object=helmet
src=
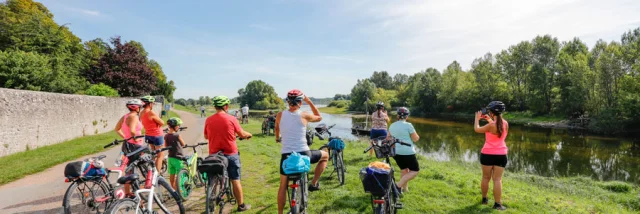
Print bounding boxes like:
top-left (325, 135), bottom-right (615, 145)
top-left (126, 99), bottom-right (143, 111)
top-left (286, 89), bottom-right (304, 103)
top-left (212, 95), bottom-right (231, 107)
top-left (487, 101), bottom-right (506, 114)
top-left (397, 107), bottom-right (410, 118)
top-left (376, 101), bottom-right (385, 109)
top-left (167, 117), bottom-right (183, 127)
top-left (269, 110), bottom-right (274, 114)
top-left (140, 96), bottom-right (155, 103)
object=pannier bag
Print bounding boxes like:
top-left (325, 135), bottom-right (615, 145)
top-left (198, 153), bottom-right (228, 175)
top-left (328, 137), bottom-right (345, 151)
top-left (282, 152), bottom-right (311, 175)
top-left (64, 161), bottom-right (106, 178)
top-left (360, 167), bottom-right (391, 196)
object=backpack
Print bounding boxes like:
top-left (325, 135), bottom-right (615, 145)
top-left (198, 153), bottom-right (228, 175)
top-left (328, 137), bottom-right (345, 151)
top-left (64, 161), bottom-right (106, 179)
top-left (282, 152), bottom-right (311, 175)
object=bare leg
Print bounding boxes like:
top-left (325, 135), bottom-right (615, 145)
top-left (277, 175), bottom-right (288, 214)
top-left (396, 170), bottom-right (418, 188)
top-left (492, 166), bottom-right (505, 203)
top-left (170, 174), bottom-right (176, 190)
top-left (151, 145), bottom-right (165, 172)
top-left (231, 180), bottom-right (245, 205)
top-left (311, 151), bottom-right (329, 186)
top-left (369, 140), bottom-right (374, 157)
top-left (400, 169), bottom-right (409, 191)
top-left (481, 165), bottom-right (493, 198)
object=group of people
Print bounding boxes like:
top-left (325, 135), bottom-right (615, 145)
top-left (113, 92), bottom-right (511, 212)
top-left (368, 100), bottom-right (509, 210)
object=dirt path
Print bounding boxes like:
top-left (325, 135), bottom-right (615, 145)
top-left (0, 109), bottom-right (204, 214)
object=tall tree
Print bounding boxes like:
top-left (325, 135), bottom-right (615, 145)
top-left (392, 73), bottom-right (409, 89)
top-left (555, 38), bottom-right (591, 117)
top-left (349, 79), bottom-right (377, 111)
top-left (369, 71), bottom-right (394, 90)
top-left (440, 61), bottom-right (465, 111)
top-left (529, 35), bottom-right (560, 114)
top-left (407, 68), bottom-right (443, 113)
top-left (595, 42), bottom-right (625, 109)
top-left (240, 80), bottom-right (282, 109)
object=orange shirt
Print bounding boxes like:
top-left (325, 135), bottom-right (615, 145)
top-left (204, 113), bottom-right (243, 155)
top-left (141, 110), bottom-right (162, 136)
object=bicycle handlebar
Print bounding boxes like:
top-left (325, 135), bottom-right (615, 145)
top-left (183, 142), bottom-right (208, 148)
top-left (163, 127), bottom-right (188, 133)
top-left (363, 138), bottom-right (411, 153)
top-left (103, 135), bottom-right (145, 148)
top-left (236, 135), bottom-right (251, 141)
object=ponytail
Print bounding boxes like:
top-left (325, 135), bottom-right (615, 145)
top-left (377, 109), bottom-right (381, 118)
top-left (495, 113), bottom-right (504, 137)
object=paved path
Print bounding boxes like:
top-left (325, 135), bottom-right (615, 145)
top-left (0, 109), bottom-right (205, 214)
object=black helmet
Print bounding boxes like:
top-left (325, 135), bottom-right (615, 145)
top-left (487, 101), bottom-right (506, 114)
top-left (376, 101), bottom-right (384, 108)
top-left (397, 107), bottom-right (410, 118)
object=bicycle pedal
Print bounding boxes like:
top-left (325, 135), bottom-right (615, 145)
top-left (395, 203), bottom-right (403, 209)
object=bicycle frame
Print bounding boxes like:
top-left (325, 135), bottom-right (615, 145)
top-left (132, 160), bottom-right (165, 212)
top-left (286, 172), bottom-right (308, 213)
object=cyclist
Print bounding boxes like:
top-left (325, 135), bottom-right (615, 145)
top-left (369, 101), bottom-right (390, 156)
top-left (200, 105), bottom-right (206, 117)
top-left (275, 89), bottom-right (329, 214)
top-left (241, 104), bottom-right (249, 124)
top-left (113, 99), bottom-right (144, 196)
top-left (204, 95), bottom-right (252, 212)
top-left (140, 96), bottom-right (166, 172)
top-left (474, 101), bottom-right (508, 210)
top-left (165, 117), bottom-right (186, 191)
top-left (388, 107), bottom-right (420, 193)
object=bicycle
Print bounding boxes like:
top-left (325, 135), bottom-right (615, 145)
top-left (106, 146), bottom-right (186, 214)
top-left (62, 136), bottom-right (145, 214)
top-left (285, 171), bottom-right (309, 214)
top-left (175, 142), bottom-right (208, 200)
top-left (362, 136), bottom-right (410, 214)
top-left (318, 136), bottom-right (346, 185)
top-left (261, 115), bottom-right (275, 135)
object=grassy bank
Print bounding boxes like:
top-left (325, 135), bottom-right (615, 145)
top-left (319, 106), bottom-right (348, 114)
top-left (0, 131), bottom-right (120, 185)
top-left (173, 104), bottom-right (202, 115)
top-left (183, 118), bottom-right (638, 213)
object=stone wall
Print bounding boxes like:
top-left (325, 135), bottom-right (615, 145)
top-left (0, 88), bottom-right (162, 157)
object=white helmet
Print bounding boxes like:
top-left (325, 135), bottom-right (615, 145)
top-left (126, 99), bottom-right (143, 110)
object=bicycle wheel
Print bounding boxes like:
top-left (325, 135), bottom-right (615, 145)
top-left (301, 174), bottom-right (309, 212)
top-left (153, 177), bottom-right (186, 214)
top-left (374, 204), bottom-right (384, 214)
top-left (336, 151), bottom-right (345, 185)
top-left (206, 175), bottom-right (222, 214)
top-left (289, 181), bottom-right (301, 214)
top-left (63, 178), bottom-right (110, 214)
top-left (161, 159), bottom-right (168, 175)
top-left (176, 168), bottom-right (192, 200)
top-left (106, 198), bottom-right (138, 214)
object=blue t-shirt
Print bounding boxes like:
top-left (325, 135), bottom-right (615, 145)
top-left (389, 120), bottom-right (417, 155)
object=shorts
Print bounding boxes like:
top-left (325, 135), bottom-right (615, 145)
top-left (480, 153), bottom-right (508, 168)
top-left (201, 110), bottom-right (205, 114)
top-left (168, 157), bottom-right (183, 175)
top-left (242, 114), bottom-right (248, 119)
top-left (393, 154), bottom-right (420, 171)
top-left (146, 135), bottom-right (165, 146)
top-left (279, 150), bottom-right (323, 175)
top-left (370, 129), bottom-right (388, 139)
top-left (225, 154), bottom-right (242, 180)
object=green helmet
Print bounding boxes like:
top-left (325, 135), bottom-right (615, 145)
top-left (140, 95), bottom-right (155, 103)
top-left (167, 117), bottom-right (183, 127)
top-left (212, 96), bottom-right (230, 107)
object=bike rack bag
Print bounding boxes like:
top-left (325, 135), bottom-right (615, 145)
top-left (360, 167), bottom-right (391, 196)
top-left (198, 153), bottom-right (228, 175)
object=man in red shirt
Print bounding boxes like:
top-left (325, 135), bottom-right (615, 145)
top-left (204, 95), bottom-right (252, 212)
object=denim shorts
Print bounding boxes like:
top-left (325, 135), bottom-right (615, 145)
top-left (146, 135), bottom-right (165, 146)
top-left (370, 129), bottom-right (388, 139)
top-left (225, 154), bottom-right (242, 180)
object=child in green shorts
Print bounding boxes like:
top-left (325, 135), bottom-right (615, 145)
top-left (165, 117), bottom-right (186, 190)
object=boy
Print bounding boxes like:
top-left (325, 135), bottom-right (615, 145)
top-left (165, 117), bottom-right (186, 190)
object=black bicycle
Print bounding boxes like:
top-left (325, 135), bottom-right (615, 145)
top-left (362, 136), bottom-right (410, 214)
top-left (318, 136), bottom-right (346, 185)
top-left (286, 171), bottom-right (309, 214)
top-left (200, 152), bottom-right (236, 214)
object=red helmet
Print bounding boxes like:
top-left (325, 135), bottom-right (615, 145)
top-left (286, 89), bottom-right (304, 103)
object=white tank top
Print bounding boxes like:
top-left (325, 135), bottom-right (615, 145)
top-left (280, 110), bottom-right (308, 153)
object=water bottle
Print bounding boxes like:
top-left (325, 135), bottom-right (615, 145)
top-left (115, 152), bottom-right (124, 167)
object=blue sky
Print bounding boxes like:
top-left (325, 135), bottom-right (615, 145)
top-left (39, 0), bottom-right (640, 99)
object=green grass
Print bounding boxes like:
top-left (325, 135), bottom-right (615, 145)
top-left (319, 106), bottom-right (348, 114)
top-left (173, 104), bottom-right (202, 115)
top-left (182, 118), bottom-right (639, 213)
top-left (0, 131), bottom-right (120, 185)
top-left (502, 111), bottom-right (565, 123)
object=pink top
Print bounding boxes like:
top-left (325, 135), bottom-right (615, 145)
top-left (371, 111), bottom-right (388, 130)
top-left (481, 120), bottom-right (509, 155)
top-left (121, 114), bottom-right (144, 145)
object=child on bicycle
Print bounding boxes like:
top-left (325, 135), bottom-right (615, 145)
top-left (165, 117), bottom-right (186, 190)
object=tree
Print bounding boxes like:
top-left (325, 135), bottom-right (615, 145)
top-left (440, 61), bottom-right (465, 111)
top-left (0, 50), bottom-right (49, 91)
top-left (595, 42), bottom-right (625, 109)
top-left (85, 36), bottom-right (157, 97)
top-left (83, 38), bottom-right (108, 66)
top-left (496, 41), bottom-right (533, 111)
top-left (333, 94), bottom-right (350, 100)
top-left (239, 80), bottom-right (283, 110)
top-left (174, 98), bottom-right (187, 106)
top-left (621, 27), bottom-right (640, 74)
top-left (369, 71), bottom-right (394, 90)
top-left (392, 73), bottom-right (409, 89)
top-left (84, 83), bottom-right (119, 97)
top-left (555, 38), bottom-right (591, 117)
top-left (406, 68), bottom-right (443, 113)
top-left (529, 35), bottom-right (560, 114)
top-left (349, 79), bottom-right (377, 111)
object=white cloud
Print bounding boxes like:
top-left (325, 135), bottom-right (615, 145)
top-left (69, 8), bottom-right (102, 16)
top-left (249, 24), bottom-right (275, 31)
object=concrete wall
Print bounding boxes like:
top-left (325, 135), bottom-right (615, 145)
top-left (0, 88), bottom-right (162, 157)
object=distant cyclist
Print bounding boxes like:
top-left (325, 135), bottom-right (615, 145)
top-left (204, 96), bottom-right (253, 212)
top-left (369, 101), bottom-right (390, 156)
top-left (200, 105), bottom-right (206, 117)
top-left (165, 117), bottom-right (186, 191)
top-left (388, 107), bottom-right (420, 193)
top-left (474, 101), bottom-right (508, 210)
top-left (140, 96), bottom-right (166, 172)
top-left (241, 104), bottom-right (249, 124)
top-left (275, 89), bottom-right (329, 214)
top-left (114, 99), bottom-right (144, 196)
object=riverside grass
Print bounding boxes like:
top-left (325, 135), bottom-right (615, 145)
top-left (183, 117), bottom-right (639, 214)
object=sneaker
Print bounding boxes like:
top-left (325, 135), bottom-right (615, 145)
top-left (493, 202), bottom-right (506, 211)
top-left (482, 197), bottom-right (488, 205)
top-left (308, 183), bottom-right (320, 192)
top-left (237, 204), bottom-right (251, 212)
top-left (395, 185), bottom-right (403, 197)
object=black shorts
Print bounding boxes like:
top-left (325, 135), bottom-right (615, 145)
top-left (280, 150), bottom-right (322, 175)
top-left (242, 115), bottom-right (248, 119)
top-left (480, 153), bottom-right (508, 168)
top-left (392, 154), bottom-right (420, 171)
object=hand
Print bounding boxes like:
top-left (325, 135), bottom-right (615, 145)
top-left (303, 95), bottom-right (311, 103)
top-left (475, 111), bottom-right (482, 121)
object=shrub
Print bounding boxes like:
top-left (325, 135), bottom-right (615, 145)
top-left (328, 100), bottom-right (350, 108)
top-left (84, 83), bottom-right (119, 97)
top-left (599, 181), bottom-right (632, 193)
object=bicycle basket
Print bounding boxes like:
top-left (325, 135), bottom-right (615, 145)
top-left (374, 144), bottom-right (396, 158)
top-left (198, 154), bottom-right (228, 175)
top-left (360, 167), bottom-right (391, 196)
top-left (328, 137), bottom-right (345, 151)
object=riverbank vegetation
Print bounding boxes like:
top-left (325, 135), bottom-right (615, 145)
top-left (344, 28), bottom-right (640, 134)
top-left (181, 117), bottom-right (640, 213)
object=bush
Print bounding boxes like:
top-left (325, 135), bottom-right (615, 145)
top-left (599, 181), bottom-right (632, 193)
top-left (328, 100), bottom-right (350, 108)
top-left (84, 83), bottom-right (119, 97)
top-left (589, 110), bottom-right (626, 134)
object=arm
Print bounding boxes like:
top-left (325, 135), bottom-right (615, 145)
top-left (178, 135), bottom-right (186, 147)
top-left (115, 117), bottom-right (125, 138)
top-left (302, 96), bottom-right (322, 122)
top-left (474, 111), bottom-right (492, 133)
top-left (149, 111), bottom-right (165, 126)
top-left (233, 119), bottom-right (252, 139)
top-left (408, 123), bottom-right (420, 142)
top-left (203, 122), bottom-right (208, 140)
top-left (275, 112), bottom-right (282, 142)
top-left (384, 111), bottom-right (390, 123)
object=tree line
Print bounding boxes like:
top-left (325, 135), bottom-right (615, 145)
top-left (0, 0), bottom-right (176, 101)
top-left (347, 28), bottom-right (640, 134)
